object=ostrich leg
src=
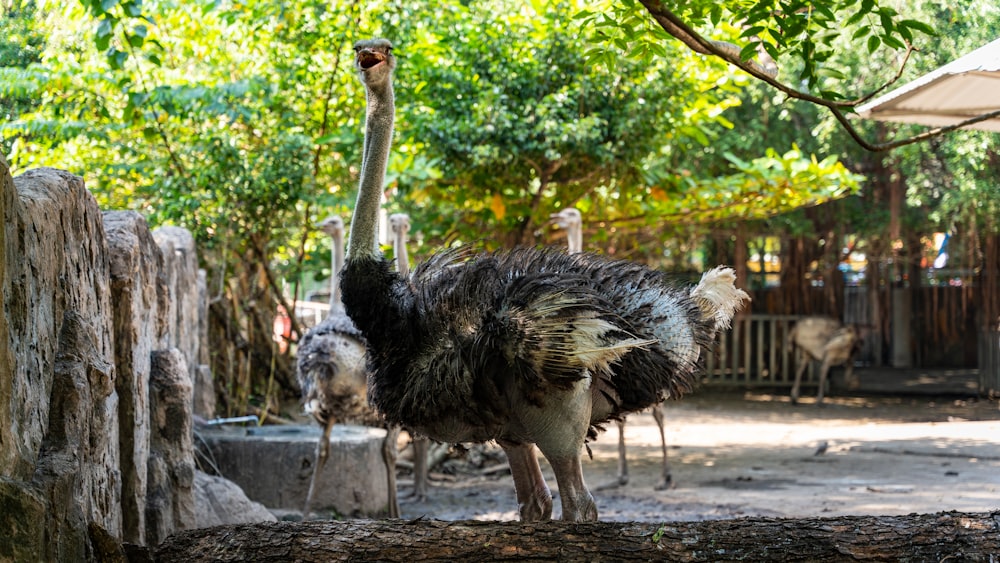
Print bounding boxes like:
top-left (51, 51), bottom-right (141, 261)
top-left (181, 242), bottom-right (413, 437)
top-left (651, 405), bottom-right (674, 490)
top-left (531, 384), bottom-right (598, 521)
top-left (790, 348), bottom-right (809, 405)
top-left (615, 419), bottom-right (629, 486)
top-left (498, 441), bottom-right (553, 521)
top-left (383, 425), bottom-right (401, 518)
top-left (410, 435), bottom-right (430, 500)
top-left (596, 419), bottom-right (631, 491)
top-left (302, 416), bottom-right (335, 519)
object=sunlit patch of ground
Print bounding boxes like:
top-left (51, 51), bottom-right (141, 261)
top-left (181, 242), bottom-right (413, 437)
top-left (398, 390), bottom-right (1000, 522)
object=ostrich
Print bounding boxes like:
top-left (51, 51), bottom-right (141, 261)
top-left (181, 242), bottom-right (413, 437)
top-left (551, 207), bottom-right (673, 491)
top-left (296, 214), bottom-right (401, 519)
top-left (341, 38), bottom-right (749, 521)
top-left (788, 316), bottom-right (861, 405)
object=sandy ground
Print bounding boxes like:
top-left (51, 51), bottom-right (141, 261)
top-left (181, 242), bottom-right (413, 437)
top-left (393, 390), bottom-right (1000, 522)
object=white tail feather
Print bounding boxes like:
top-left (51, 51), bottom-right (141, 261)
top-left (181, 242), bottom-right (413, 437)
top-left (690, 266), bottom-right (751, 331)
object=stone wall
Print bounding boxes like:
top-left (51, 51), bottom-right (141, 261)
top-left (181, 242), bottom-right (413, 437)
top-left (105, 210), bottom-right (165, 545)
top-left (153, 227), bottom-right (215, 420)
top-left (0, 156), bottom-right (270, 561)
top-left (0, 156), bottom-right (121, 561)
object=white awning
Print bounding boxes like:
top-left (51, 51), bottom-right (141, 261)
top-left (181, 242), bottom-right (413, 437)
top-left (854, 38), bottom-right (1000, 132)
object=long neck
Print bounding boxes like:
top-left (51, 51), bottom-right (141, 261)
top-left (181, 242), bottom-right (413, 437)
top-left (330, 230), bottom-right (345, 310)
top-left (568, 223), bottom-right (583, 254)
top-left (348, 82), bottom-right (394, 259)
top-left (393, 228), bottom-right (409, 277)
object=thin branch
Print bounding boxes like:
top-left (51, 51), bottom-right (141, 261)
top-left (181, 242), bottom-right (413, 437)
top-left (119, 21), bottom-right (191, 185)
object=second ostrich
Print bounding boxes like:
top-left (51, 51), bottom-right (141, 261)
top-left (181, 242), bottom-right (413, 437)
top-left (552, 208), bottom-right (673, 491)
top-left (296, 215), bottom-right (400, 519)
top-left (341, 38), bottom-right (750, 521)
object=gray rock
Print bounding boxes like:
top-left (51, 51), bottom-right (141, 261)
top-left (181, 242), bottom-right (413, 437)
top-left (198, 424), bottom-right (391, 518)
top-left (146, 348), bottom-right (196, 546)
top-left (153, 226), bottom-right (204, 414)
top-left (105, 210), bottom-right (166, 545)
top-left (193, 470), bottom-right (277, 528)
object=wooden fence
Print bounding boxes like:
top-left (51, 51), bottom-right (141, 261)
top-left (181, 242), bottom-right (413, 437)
top-left (703, 314), bottom-right (827, 389)
top-left (978, 328), bottom-right (1000, 397)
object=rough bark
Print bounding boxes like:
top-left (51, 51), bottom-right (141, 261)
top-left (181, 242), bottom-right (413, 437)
top-left (153, 511), bottom-right (1000, 562)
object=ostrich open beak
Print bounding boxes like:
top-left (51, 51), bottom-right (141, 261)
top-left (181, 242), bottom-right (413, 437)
top-left (357, 49), bottom-right (385, 69)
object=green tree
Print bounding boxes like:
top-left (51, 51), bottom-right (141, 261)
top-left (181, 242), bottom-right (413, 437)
top-left (8, 0), bottom-right (941, 408)
top-left (0, 0), bottom-right (46, 156)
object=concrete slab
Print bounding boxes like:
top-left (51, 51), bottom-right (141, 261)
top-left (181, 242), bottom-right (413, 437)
top-left (197, 424), bottom-right (389, 518)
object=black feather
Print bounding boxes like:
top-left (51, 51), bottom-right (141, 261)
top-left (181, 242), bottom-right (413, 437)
top-left (342, 245), bottom-right (718, 442)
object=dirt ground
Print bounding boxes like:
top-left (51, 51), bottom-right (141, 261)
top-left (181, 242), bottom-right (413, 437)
top-left (393, 389), bottom-right (1000, 522)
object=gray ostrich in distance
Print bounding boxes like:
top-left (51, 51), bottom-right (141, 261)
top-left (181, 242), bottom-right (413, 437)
top-left (296, 214), bottom-right (401, 519)
top-left (341, 38), bottom-right (749, 521)
top-left (551, 207), bottom-right (673, 491)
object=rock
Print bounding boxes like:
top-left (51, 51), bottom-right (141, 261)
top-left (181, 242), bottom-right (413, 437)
top-left (0, 155), bottom-right (122, 561)
top-left (194, 269), bottom-right (216, 419)
top-left (105, 210), bottom-right (167, 545)
top-left (153, 226), bottom-right (206, 416)
top-left (193, 470), bottom-right (277, 528)
top-left (146, 348), bottom-right (196, 546)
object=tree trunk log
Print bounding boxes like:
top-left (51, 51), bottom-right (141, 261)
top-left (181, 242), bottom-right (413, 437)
top-left (152, 511), bottom-right (1000, 562)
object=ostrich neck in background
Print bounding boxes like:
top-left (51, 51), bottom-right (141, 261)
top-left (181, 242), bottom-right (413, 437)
top-left (347, 81), bottom-right (395, 260)
top-left (567, 223), bottom-right (583, 255)
top-left (330, 230), bottom-right (345, 311)
top-left (393, 227), bottom-right (410, 277)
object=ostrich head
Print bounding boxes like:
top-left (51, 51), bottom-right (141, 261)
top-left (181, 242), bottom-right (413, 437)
top-left (388, 213), bottom-right (410, 237)
top-left (317, 215), bottom-right (347, 311)
top-left (354, 38), bottom-right (395, 87)
top-left (550, 208), bottom-right (582, 231)
top-left (550, 207), bottom-right (583, 254)
top-left (317, 215), bottom-right (344, 238)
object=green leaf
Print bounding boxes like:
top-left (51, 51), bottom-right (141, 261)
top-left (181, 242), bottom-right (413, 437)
top-left (879, 11), bottom-right (894, 33)
top-left (709, 5), bottom-right (722, 26)
top-left (95, 32), bottom-right (112, 52)
top-left (867, 35), bottom-right (881, 53)
top-left (101, 0), bottom-right (119, 12)
top-left (122, 0), bottom-right (143, 17)
top-left (96, 17), bottom-right (114, 39)
top-left (900, 19), bottom-right (937, 36)
top-left (882, 34), bottom-right (904, 50)
top-left (106, 47), bottom-right (127, 70)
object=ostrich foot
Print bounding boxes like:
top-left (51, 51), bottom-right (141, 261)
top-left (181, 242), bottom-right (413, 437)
top-left (594, 474), bottom-right (629, 491)
top-left (654, 473), bottom-right (675, 491)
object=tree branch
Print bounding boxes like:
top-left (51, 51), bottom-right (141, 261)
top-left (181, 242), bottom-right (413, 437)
top-left (635, 0), bottom-right (998, 152)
